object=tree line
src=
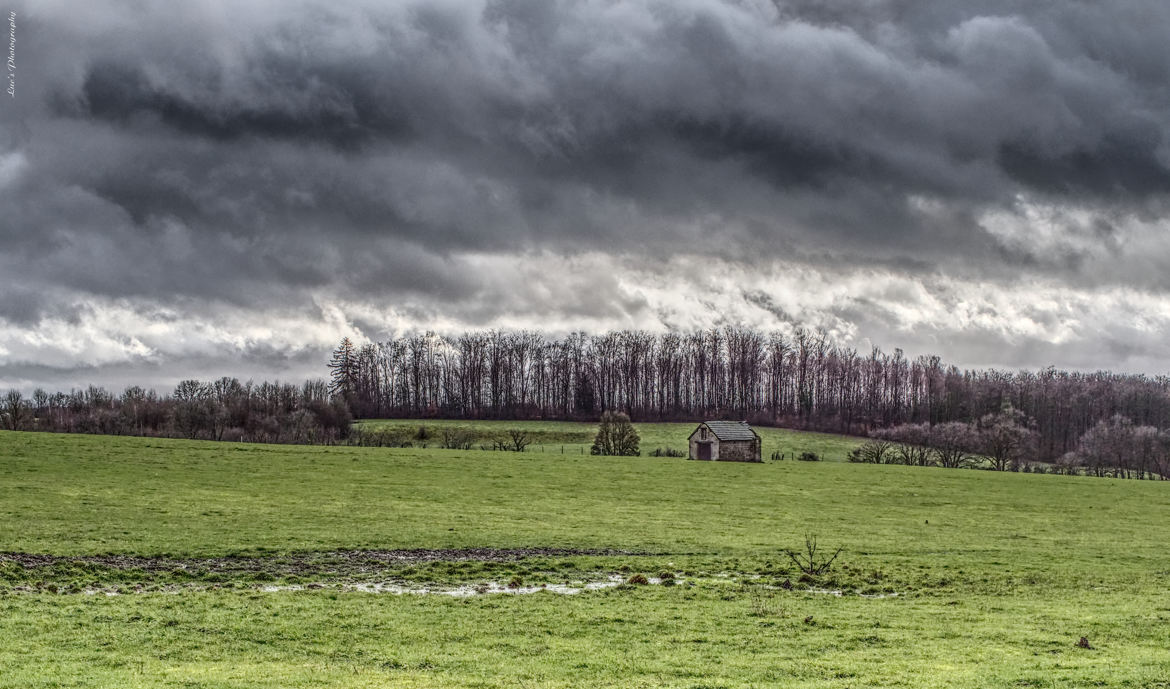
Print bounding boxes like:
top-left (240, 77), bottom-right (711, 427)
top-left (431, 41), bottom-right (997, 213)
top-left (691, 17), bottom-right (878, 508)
top-left (5, 326), bottom-right (1170, 477)
top-left (1, 379), bottom-right (351, 444)
top-left (328, 329), bottom-right (1170, 463)
top-left (851, 410), bottom-right (1170, 479)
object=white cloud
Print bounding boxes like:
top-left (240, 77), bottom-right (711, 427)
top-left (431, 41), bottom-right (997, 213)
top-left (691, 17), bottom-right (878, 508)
top-left (6, 252), bottom-right (1170, 391)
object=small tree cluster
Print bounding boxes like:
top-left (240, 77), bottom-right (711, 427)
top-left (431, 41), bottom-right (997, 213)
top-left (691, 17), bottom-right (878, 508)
top-left (865, 406), bottom-right (1037, 471)
top-left (2, 379), bottom-right (351, 445)
top-left (1059, 415), bottom-right (1170, 479)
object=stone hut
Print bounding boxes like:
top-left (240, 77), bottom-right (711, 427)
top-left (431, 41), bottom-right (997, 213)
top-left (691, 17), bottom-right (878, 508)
top-left (688, 421), bottom-right (762, 462)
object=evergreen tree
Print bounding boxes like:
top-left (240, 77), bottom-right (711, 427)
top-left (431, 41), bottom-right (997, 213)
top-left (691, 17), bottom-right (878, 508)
top-left (328, 337), bottom-right (358, 401)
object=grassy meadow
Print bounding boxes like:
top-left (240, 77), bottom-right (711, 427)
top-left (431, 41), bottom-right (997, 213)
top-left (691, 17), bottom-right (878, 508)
top-left (1, 425), bottom-right (1169, 687)
top-left (354, 418), bottom-right (860, 460)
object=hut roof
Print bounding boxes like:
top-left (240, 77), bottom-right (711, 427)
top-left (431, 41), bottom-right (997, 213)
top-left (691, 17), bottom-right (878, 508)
top-left (702, 420), bottom-right (757, 441)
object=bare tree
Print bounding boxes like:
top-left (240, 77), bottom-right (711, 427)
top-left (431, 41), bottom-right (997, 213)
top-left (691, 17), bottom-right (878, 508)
top-left (2, 390), bottom-right (29, 431)
top-left (930, 422), bottom-right (978, 469)
top-left (849, 440), bottom-right (893, 463)
top-left (784, 535), bottom-right (843, 576)
top-left (507, 429), bottom-right (532, 452)
top-left (978, 404), bottom-right (1038, 471)
top-left (871, 423), bottom-right (934, 466)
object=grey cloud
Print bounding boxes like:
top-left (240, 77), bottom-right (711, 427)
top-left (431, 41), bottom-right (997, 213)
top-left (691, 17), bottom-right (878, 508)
top-left (69, 59), bottom-right (414, 149)
top-left (17, 1), bottom-right (1170, 265)
top-left (741, 290), bottom-right (795, 325)
top-left (6, 0), bottom-right (1170, 387)
top-left (0, 288), bottom-right (50, 325)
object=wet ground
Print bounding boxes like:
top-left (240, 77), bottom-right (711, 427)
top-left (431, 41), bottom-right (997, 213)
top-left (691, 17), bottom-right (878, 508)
top-left (0, 547), bottom-right (645, 576)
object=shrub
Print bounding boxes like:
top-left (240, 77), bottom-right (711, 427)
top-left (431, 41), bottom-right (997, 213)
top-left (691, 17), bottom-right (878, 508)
top-left (848, 440), bottom-right (892, 463)
top-left (347, 427), bottom-right (414, 448)
top-left (591, 411), bottom-right (640, 456)
top-left (507, 429), bottom-right (531, 452)
top-left (784, 534), bottom-right (843, 576)
top-left (483, 431), bottom-right (532, 452)
top-left (649, 447), bottom-right (685, 457)
top-left (797, 451), bottom-right (821, 462)
top-left (440, 428), bottom-right (476, 450)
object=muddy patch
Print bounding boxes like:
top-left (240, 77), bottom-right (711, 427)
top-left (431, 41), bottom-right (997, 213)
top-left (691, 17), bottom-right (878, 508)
top-left (0, 547), bottom-right (647, 577)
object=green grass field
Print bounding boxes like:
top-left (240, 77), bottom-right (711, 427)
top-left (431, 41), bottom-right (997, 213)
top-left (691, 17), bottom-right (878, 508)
top-left (1, 425), bottom-right (1169, 688)
top-left (354, 418), bottom-right (860, 460)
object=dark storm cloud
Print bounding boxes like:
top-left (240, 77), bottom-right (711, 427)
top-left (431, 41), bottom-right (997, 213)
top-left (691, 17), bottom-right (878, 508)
top-left (0, 287), bottom-right (50, 326)
top-left (70, 59), bottom-right (414, 149)
top-left (999, 137), bottom-right (1170, 199)
top-left (12, 0), bottom-right (1170, 275)
top-left (6, 0), bottom-right (1170, 387)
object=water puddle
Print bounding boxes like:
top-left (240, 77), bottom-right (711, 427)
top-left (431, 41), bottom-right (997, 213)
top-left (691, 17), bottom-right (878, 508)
top-left (260, 574), bottom-right (674, 596)
top-left (800, 587), bottom-right (900, 599)
top-left (68, 575), bottom-right (675, 597)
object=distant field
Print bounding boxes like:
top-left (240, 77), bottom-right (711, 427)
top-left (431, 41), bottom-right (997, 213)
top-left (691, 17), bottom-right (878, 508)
top-left (1, 428), bottom-right (1169, 687)
top-left (355, 418), bottom-right (863, 460)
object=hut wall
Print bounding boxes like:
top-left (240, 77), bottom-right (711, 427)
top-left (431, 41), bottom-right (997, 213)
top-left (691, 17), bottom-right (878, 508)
top-left (718, 439), bottom-right (761, 462)
top-left (689, 437), bottom-right (718, 460)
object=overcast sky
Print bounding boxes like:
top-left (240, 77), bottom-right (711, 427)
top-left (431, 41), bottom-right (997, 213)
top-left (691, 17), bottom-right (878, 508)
top-left (4, 0), bottom-right (1170, 392)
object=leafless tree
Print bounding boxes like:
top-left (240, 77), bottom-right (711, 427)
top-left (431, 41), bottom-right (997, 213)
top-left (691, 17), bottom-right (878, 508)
top-left (2, 390), bottom-right (29, 430)
top-left (784, 535), bottom-right (843, 576)
top-left (978, 405), bottom-right (1039, 471)
top-left (930, 422), bottom-right (979, 469)
top-left (849, 440), bottom-right (893, 463)
top-left (316, 329), bottom-right (1170, 470)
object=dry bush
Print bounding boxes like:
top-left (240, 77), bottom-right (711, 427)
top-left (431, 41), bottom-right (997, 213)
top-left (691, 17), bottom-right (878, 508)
top-left (784, 534), bottom-right (843, 576)
top-left (441, 428), bottom-right (476, 450)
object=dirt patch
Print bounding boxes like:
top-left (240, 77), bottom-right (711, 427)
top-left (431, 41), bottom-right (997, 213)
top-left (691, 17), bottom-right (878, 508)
top-left (0, 547), bottom-right (648, 577)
